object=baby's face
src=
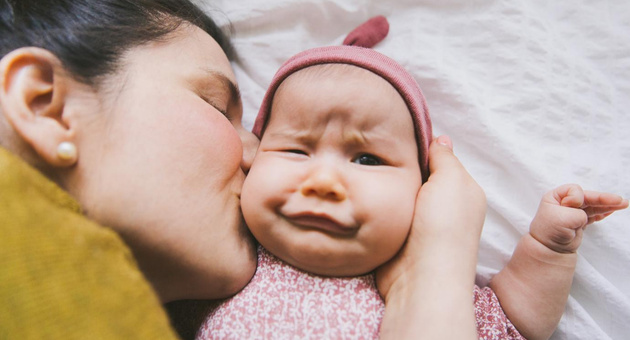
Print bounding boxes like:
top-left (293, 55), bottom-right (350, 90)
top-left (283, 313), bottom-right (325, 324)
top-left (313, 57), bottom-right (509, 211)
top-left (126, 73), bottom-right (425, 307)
top-left (241, 64), bottom-right (422, 276)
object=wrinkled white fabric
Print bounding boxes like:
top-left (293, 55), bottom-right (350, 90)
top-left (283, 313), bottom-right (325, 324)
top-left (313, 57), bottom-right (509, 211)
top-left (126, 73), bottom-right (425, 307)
top-left (203, 1), bottom-right (630, 339)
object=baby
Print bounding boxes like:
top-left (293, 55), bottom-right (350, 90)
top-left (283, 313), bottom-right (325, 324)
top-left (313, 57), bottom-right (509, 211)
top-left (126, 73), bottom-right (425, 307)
top-left (197, 18), bottom-right (627, 340)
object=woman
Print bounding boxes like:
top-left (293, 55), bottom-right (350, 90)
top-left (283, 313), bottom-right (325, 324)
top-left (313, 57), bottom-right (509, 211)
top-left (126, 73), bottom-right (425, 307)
top-left (0, 0), bottom-right (485, 339)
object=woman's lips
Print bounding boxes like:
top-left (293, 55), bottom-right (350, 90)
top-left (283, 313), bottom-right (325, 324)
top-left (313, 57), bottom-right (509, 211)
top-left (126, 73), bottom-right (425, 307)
top-left (284, 213), bottom-right (358, 236)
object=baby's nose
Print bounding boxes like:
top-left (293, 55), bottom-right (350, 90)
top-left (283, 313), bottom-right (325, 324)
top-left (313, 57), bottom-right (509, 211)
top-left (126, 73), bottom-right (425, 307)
top-left (300, 167), bottom-right (347, 201)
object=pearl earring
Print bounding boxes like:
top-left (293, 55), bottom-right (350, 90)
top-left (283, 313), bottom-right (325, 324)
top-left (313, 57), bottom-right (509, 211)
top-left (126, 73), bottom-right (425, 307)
top-left (57, 141), bottom-right (77, 162)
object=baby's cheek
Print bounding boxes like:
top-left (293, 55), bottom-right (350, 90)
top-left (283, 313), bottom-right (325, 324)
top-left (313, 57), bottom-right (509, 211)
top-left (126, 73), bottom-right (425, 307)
top-left (371, 185), bottom-right (417, 246)
top-left (241, 158), bottom-right (284, 232)
top-left (377, 182), bottom-right (416, 221)
top-left (240, 169), bottom-right (265, 228)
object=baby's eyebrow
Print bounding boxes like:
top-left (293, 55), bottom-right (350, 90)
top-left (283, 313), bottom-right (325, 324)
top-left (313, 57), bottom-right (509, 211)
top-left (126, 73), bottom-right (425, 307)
top-left (342, 130), bottom-right (368, 146)
top-left (266, 129), bottom-right (373, 147)
top-left (266, 130), bottom-right (311, 141)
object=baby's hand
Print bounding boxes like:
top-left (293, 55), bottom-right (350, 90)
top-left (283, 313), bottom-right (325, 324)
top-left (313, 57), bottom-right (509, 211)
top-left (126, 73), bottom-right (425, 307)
top-left (530, 184), bottom-right (628, 254)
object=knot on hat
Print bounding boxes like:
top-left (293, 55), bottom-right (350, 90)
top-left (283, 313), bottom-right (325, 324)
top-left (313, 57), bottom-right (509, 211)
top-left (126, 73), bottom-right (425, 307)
top-left (342, 15), bottom-right (389, 48)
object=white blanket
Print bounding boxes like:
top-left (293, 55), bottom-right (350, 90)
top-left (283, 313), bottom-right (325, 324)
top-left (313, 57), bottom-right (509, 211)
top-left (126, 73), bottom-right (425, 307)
top-left (206, 1), bottom-right (630, 339)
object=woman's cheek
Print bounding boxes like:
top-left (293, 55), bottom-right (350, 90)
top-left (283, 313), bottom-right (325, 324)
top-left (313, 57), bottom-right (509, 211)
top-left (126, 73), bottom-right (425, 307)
top-left (206, 113), bottom-right (243, 169)
top-left (183, 104), bottom-right (244, 178)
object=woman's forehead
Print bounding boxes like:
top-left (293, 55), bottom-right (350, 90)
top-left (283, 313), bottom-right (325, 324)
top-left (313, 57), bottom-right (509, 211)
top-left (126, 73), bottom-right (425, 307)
top-left (120, 25), bottom-right (236, 83)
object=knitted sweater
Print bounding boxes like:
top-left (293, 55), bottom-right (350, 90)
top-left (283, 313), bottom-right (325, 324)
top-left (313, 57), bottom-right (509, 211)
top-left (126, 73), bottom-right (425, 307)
top-left (0, 147), bottom-right (178, 339)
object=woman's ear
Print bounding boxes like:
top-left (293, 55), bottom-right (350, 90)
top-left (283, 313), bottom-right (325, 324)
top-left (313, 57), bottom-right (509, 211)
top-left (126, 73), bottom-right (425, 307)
top-left (0, 47), bottom-right (77, 167)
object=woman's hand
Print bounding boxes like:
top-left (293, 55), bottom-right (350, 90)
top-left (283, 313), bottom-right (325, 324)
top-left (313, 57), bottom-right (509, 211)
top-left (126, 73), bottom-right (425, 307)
top-left (377, 135), bottom-right (486, 339)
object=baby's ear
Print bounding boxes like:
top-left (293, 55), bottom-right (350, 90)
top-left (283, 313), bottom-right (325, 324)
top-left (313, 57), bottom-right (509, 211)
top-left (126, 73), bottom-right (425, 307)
top-left (0, 47), bottom-right (77, 167)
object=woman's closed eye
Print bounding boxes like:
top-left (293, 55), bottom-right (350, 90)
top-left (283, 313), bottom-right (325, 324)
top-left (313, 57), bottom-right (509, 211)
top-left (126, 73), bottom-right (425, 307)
top-left (352, 153), bottom-right (384, 166)
top-left (203, 97), bottom-right (229, 118)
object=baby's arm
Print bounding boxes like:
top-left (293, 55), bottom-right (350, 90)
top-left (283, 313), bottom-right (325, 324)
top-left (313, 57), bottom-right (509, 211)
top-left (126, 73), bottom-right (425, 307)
top-left (490, 184), bottom-right (628, 340)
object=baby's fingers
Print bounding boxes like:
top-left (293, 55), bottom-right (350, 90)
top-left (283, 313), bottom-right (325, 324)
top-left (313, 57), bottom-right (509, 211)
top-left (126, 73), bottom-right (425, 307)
top-left (582, 194), bottom-right (628, 225)
top-left (583, 204), bottom-right (628, 215)
top-left (582, 191), bottom-right (628, 208)
top-left (556, 184), bottom-right (585, 208)
top-left (583, 203), bottom-right (628, 219)
top-left (587, 212), bottom-right (614, 225)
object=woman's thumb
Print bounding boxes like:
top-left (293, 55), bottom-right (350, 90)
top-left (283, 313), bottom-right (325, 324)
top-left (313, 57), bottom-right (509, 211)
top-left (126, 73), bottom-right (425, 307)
top-left (428, 135), bottom-right (459, 174)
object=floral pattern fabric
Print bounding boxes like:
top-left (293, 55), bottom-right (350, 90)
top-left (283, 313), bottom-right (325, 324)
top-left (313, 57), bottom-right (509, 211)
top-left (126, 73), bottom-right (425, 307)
top-left (197, 246), bottom-right (524, 340)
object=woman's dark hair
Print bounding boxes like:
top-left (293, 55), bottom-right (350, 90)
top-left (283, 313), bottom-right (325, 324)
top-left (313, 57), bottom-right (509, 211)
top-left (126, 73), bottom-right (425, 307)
top-left (0, 0), bottom-right (235, 85)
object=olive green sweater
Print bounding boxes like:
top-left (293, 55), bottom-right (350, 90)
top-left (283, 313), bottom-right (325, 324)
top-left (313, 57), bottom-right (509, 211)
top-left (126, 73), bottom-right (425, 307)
top-left (0, 147), bottom-right (179, 339)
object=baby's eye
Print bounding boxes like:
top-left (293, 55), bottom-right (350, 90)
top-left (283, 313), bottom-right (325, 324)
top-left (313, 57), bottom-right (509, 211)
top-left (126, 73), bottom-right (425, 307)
top-left (352, 154), bottom-right (383, 166)
top-left (284, 149), bottom-right (307, 155)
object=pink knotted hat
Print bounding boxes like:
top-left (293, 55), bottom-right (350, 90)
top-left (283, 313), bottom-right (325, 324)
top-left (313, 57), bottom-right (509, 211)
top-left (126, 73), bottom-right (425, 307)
top-left (252, 16), bottom-right (433, 182)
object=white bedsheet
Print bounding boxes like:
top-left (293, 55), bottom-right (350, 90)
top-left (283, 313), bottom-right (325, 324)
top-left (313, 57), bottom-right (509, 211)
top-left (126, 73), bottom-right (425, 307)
top-left (206, 1), bottom-right (630, 338)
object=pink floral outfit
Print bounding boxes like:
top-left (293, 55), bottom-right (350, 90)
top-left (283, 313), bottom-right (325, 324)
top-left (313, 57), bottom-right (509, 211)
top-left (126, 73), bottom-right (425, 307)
top-left (197, 247), bottom-right (524, 340)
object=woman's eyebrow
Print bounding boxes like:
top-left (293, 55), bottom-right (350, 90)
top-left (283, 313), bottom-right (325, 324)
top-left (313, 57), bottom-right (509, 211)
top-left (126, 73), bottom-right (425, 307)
top-left (201, 68), bottom-right (242, 105)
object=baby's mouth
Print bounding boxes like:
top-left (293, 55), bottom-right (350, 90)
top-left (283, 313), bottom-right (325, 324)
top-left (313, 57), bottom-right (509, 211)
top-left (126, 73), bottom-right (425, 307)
top-left (284, 212), bottom-right (358, 236)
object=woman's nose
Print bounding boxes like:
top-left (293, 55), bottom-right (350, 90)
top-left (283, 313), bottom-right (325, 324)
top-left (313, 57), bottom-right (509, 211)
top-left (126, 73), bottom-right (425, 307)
top-left (238, 127), bottom-right (259, 173)
top-left (300, 166), bottom-right (347, 201)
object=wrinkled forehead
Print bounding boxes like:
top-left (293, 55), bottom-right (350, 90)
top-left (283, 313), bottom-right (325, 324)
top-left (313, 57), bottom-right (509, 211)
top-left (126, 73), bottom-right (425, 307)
top-left (268, 63), bottom-right (417, 148)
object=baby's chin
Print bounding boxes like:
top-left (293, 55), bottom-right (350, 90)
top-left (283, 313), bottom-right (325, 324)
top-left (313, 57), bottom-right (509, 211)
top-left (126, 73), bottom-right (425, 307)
top-left (268, 243), bottom-right (385, 277)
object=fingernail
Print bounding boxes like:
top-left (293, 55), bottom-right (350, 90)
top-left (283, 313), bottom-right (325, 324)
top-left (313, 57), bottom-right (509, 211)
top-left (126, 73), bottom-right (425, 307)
top-left (437, 135), bottom-right (453, 149)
